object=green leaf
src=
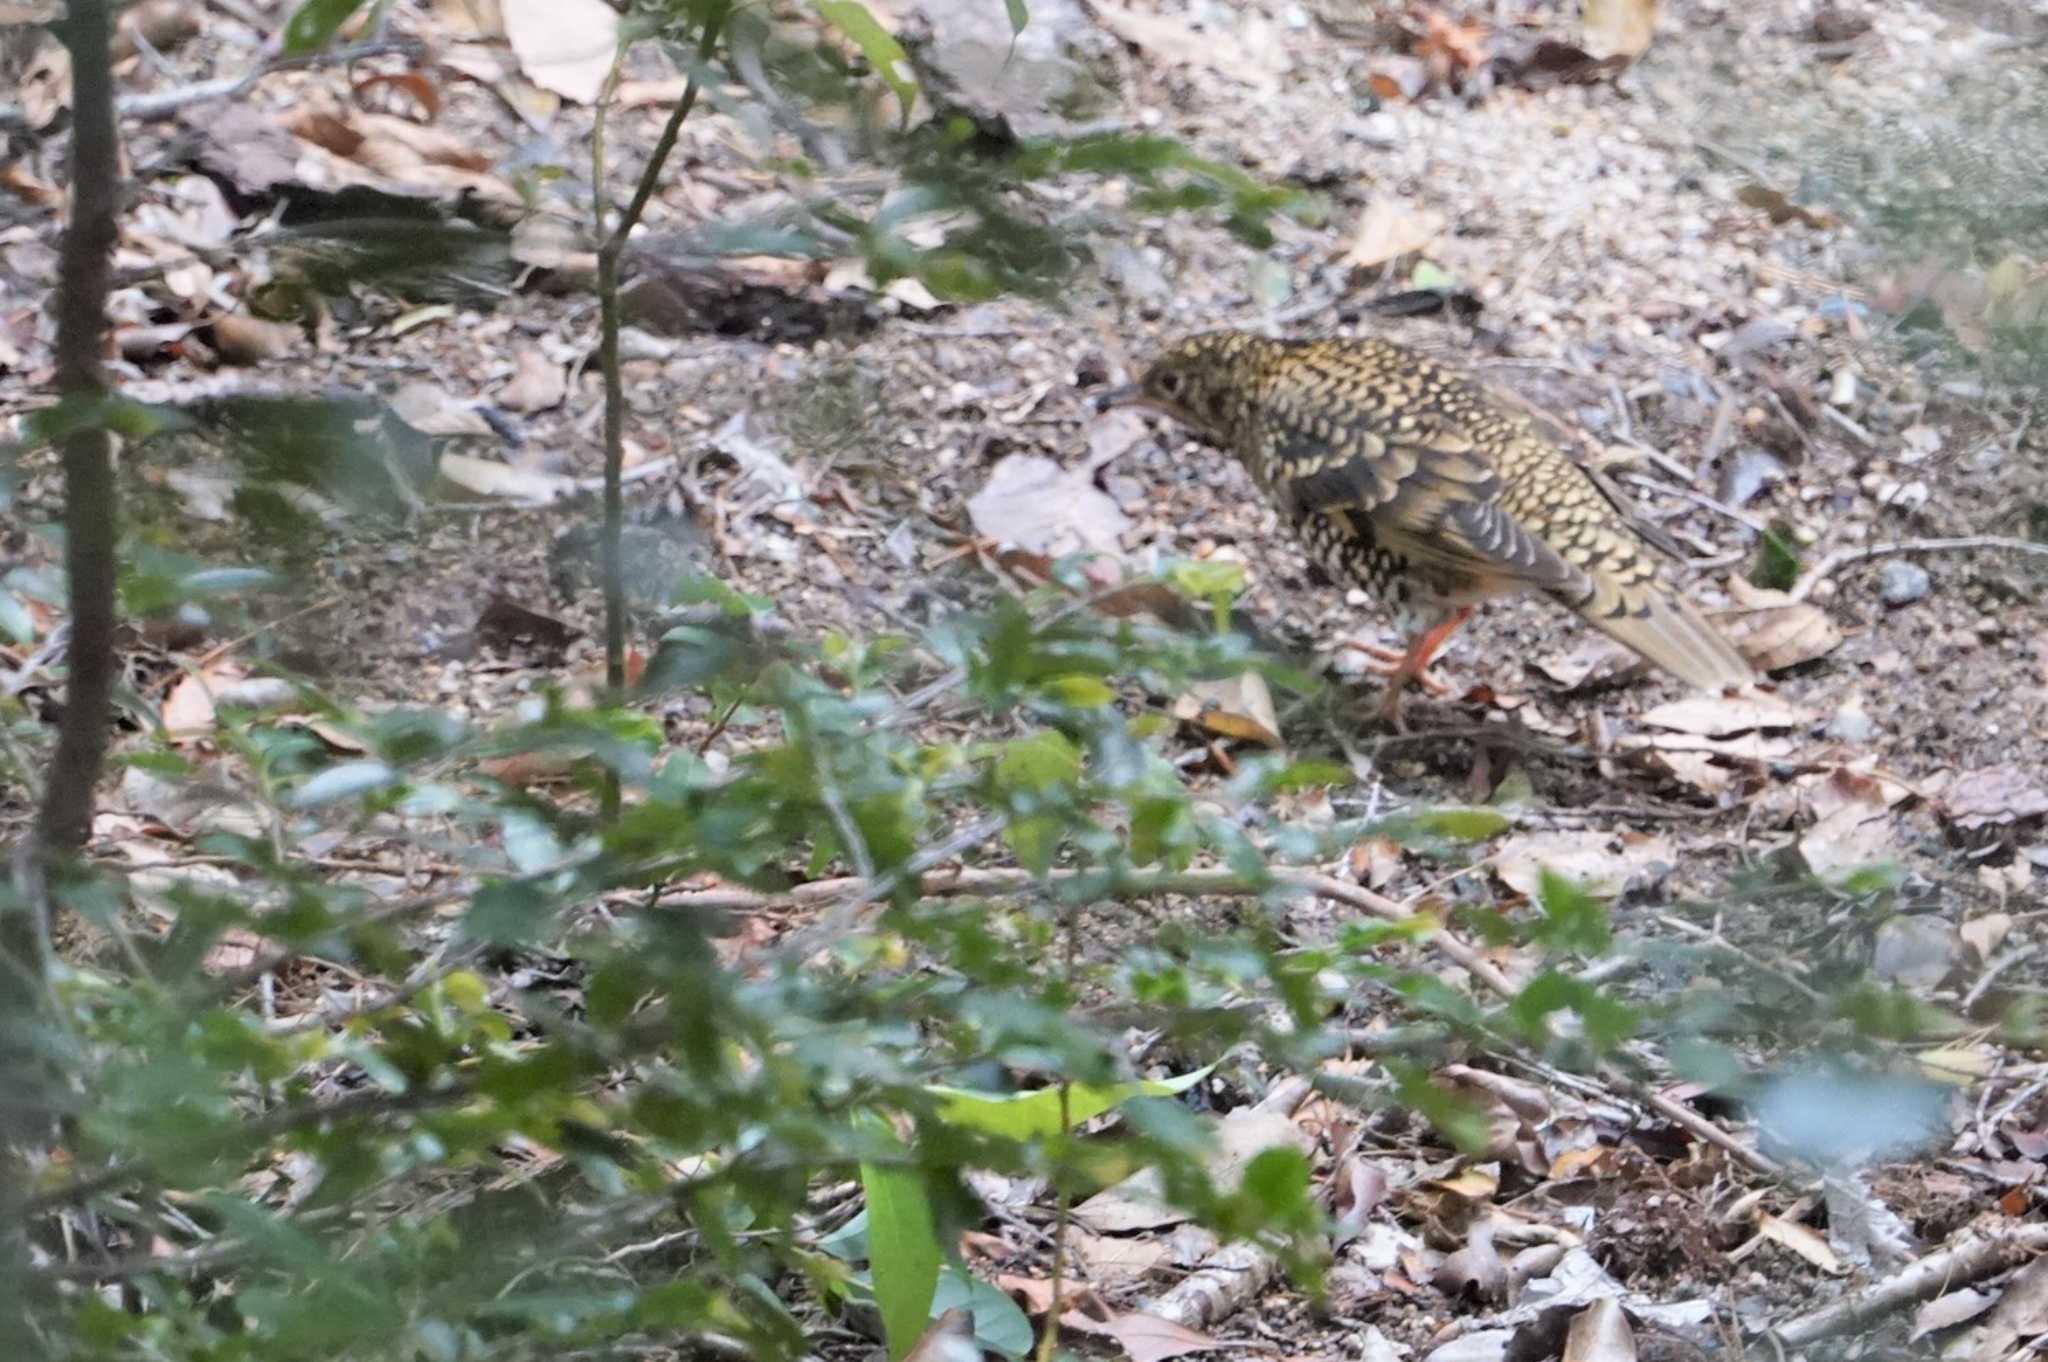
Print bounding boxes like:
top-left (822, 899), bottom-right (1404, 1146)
top-left (1532, 868), bottom-right (1611, 956)
top-left (927, 1068), bottom-right (1209, 1141)
top-left (994, 730), bottom-right (1081, 794)
top-left (1038, 674), bottom-right (1115, 708)
top-left (858, 1117), bottom-right (942, 1362)
top-left (1751, 522), bottom-right (1802, 591)
top-left (1004, 0), bottom-right (1029, 35)
top-left (282, 0), bottom-right (371, 54)
top-left (817, 1), bottom-right (919, 122)
top-left (1363, 807), bottom-right (1508, 845)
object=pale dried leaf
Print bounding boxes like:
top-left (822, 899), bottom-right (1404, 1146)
top-left (968, 453), bottom-right (1130, 558)
top-left (1495, 830), bottom-right (1673, 899)
top-left (1343, 195), bottom-right (1445, 273)
top-left (503, 0), bottom-right (618, 103)
top-left (498, 346), bottom-right (566, 413)
top-left (1639, 693), bottom-right (1815, 737)
top-left (436, 452), bottom-right (577, 504)
top-left (1912, 1289), bottom-right (1995, 1342)
top-left (1720, 602), bottom-right (1842, 671)
top-left (1582, 0), bottom-right (1658, 60)
top-left (1757, 1213), bottom-right (1843, 1274)
top-left (1941, 767), bottom-right (2048, 829)
top-left (1172, 672), bottom-right (1282, 748)
top-left (1061, 1310), bottom-right (1247, 1362)
top-left (1561, 1298), bottom-right (1636, 1362)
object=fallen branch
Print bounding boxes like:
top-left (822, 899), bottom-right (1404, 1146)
top-left (0, 39), bottom-right (424, 133)
top-left (1767, 1223), bottom-right (2048, 1346)
top-left (1789, 535), bottom-right (2048, 602)
top-left (669, 863), bottom-right (1518, 998)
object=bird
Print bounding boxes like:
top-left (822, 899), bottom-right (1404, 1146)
top-left (1097, 331), bottom-right (1755, 730)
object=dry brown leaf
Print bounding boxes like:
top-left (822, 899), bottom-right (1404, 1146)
top-left (1343, 195), bottom-right (1445, 273)
top-left (497, 346), bottom-right (567, 413)
top-left (162, 660), bottom-right (247, 743)
top-left (503, 0), bottom-right (619, 103)
top-left (1562, 1298), bottom-right (1637, 1362)
top-left (436, 452), bottom-right (578, 504)
top-left (1940, 766), bottom-right (2048, 829)
top-left (1639, 692), bottom-right (1815, 737)
top-left (1716, 594), bottom-right (1841, 672)
top-left (1090, 1), bottom-right (1284, 94)
top-left (1060, 1310), bottom-right (1252, 1362)
top-left (1582, 0), bottom-right (1658, 60)
top-left (1757, 1213), bottom-right (1843, 1274)
top-left (1172, 672), bottom-right (1282, 749)
top-left (1495, 830), bottom-right (1673, 899)
top-left (967, 453), bottom-right (1130, 558)
top-left (211, 313), bottom-right (299, 365)
top-left (112, 0), bottom-right (199, 62)
top-left (1736, 184), bottom-right (1838, 231)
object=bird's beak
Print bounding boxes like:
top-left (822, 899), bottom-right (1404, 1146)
top-left (1092, 383), bottom-right (1145, 413)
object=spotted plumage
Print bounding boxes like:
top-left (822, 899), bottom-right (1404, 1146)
top-left (1102, 331), bottom-right (1755, 727)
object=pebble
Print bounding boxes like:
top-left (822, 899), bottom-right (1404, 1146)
top-left (1826, 700), bottom-right (1876, 743)
top-left (1878, 560), bottom-right (1932, 606)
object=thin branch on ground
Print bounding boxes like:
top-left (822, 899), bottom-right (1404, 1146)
top-left (682, 862), bottom-right (1518, 996)
top-left (1768, 1223), bottom-right (2048, 1346)
top-left (0, 39), bottom-right (425, 133)
top-left (1789, 535), bottom-right (2048, 602)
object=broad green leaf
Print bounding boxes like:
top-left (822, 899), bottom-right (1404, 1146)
top-left (1533, 868), bottom-right (1611, 955)
top-left (927, 1067), bottom-right (1209, 1141)
top-left (1004, 0), bottom-right (1029, 35)
top-left (283, 0), bottom-right (371, 54)
top-left (817, 1), bottom-right (919, 122)
top-left (994, 730), bottom-right (1080, 794)
top-left (858, 1116), bottom-right (941, 1362)
top-left (1038, 674), bottom-right (1115, 708)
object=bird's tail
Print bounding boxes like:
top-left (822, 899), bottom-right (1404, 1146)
top-left (1561, 580), bottom-right (1757, 693)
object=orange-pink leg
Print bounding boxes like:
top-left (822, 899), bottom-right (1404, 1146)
top-left (1340, 606), bottom-right (1473, 732)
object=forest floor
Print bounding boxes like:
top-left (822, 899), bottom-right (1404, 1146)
top-left (4, 0), bottom-right (2048, 1356)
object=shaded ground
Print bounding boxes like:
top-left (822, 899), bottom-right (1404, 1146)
top-left (4, 0), bottom-right (2048, 1354)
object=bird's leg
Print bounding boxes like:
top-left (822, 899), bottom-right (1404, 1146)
top-left (1371, 605), bottom-right (1474, 731)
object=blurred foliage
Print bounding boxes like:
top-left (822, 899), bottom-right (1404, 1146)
top-left (0, 0), bottom-right (1985, 1357)
top-left (1743, 70), bottom-right (2048, 391)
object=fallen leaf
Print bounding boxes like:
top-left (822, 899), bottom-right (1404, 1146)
top-left (436, 452), bottom-right (577, 504)
top-left (1060, 1310), bottom-right (1249, 1362)
top-left (1717, 598), bottom-right (1841, 672)
top-left (1940, 767), bottom-right (2048, 829)
top-left (1342, 195), bottom-right (1446, 274)
top-left (503, 0), bottom-right (618, 103)
top-left (1639, 693), bottom-right (1815, 737)
top-left (968, 454), bottom-right (1130, 558)
top-left (1582, 0), bottom-right (1658, 60)
top-left (1757, 1213), bottom-right (1843, 1273)
top-left (1562, 1298), bottom-right (1636, 1362)
top-left (1171, 672), bottom-right (1282, 749)
top-left (211, 313), bottom-right (299, 364)
top-left (1529, 635), bottom-right (1642, 690)
top-left (1495, 830), bottom-right (1673, 899)
top-left (497, 346), bottom-right (566, 412)
top-left (1736, 184), bottom-right (1838, 230)
top-left (1911, 1289), bottom-right (1995, 1342)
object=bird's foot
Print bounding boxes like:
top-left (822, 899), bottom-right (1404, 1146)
top-left (1337, 638), bottom-right (1457, 698)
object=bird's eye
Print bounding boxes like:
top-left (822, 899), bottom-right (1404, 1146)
top-left (1157, 370), bottom-right (1184, 399)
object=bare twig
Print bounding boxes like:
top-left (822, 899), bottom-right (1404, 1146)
top-left (0, 39), bottom-right (424, 132)
top-left (1767, 1224), bottom-right (2048, 1346)
top-left (688, 863), bottom-right (1519, 997)
top-left (1789, 536), bottom-right (2048, 602)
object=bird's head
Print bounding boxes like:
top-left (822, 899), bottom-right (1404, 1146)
top-left (1094, 332), bottom-right (1260, 440)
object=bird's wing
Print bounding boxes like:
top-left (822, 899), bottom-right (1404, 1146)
top-left (1263, 413), bottom-right (1755, 690)
top-left (1262, 413), bottom-right (1583, 594)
